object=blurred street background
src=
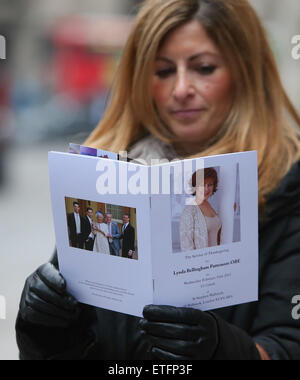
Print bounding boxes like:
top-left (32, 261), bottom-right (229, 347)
top-left (0, 0), bottom-right (299, 360)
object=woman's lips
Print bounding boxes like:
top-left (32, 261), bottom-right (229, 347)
top-left (171, 108), bottom-right (206, 120)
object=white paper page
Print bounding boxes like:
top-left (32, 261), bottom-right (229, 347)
top-left (49, 152), bottom-right (153, 317)
top-left (150, 151), bottom-right (258, 311)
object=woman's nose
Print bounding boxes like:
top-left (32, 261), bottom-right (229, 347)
top-left (172, 70), bottom-right (195, 101)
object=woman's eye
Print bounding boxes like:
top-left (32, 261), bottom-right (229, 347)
top-left (155, 68), bottom-right (175, 78)
top-left (196, 65), bottom-right (217, 75)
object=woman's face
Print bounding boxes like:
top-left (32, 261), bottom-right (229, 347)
top-left (97, 214), bottom-right (104, 223)
top-left (152, 20), bottom-right (233, 153)
top-left (196, 177), bottom-right (215, 204)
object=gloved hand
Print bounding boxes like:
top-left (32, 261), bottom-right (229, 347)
top-left (19, 262), bottom-right (80, 328)
top-left (139, 305), bottom-right (261, 360)
top-left (17, 262), bottom-right (96, 360)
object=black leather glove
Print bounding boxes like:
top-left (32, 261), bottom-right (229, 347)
top-left (16, 262), bottom-right (96, 360)
top-left (19, 262), bottom-right (80, 328)
top-left (139, 305), bottom-right (261, 360)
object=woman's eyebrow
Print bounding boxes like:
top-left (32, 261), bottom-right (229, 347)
top-left (156, 51), bottom-right (220, 63)
top-left (189, 52), bottom-right (220, 61)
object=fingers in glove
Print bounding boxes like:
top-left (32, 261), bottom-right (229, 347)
top-left (143, 333), bottom-right (199, 358)
top-left (30, 273), bottom-right (78, 312)
top-left (20, 288), bottom-right (73, 328)
top-left (37, 263), bottom-right (66, 295)
top-left (151, 346), bottom-right (191, 360)
top-left (25, 290), bottom-right (79, 323)
top-left (21, 303), bottom-right (70, 328)
top-left (143, 305), bottom-right (206, 325)
top-left (139, 319), bottom-right (201, 341)
top-left (143, 305), bottom-right (218, 334)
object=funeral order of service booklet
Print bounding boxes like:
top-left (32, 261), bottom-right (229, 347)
top-left (48, 149), bottom-right (258, 317)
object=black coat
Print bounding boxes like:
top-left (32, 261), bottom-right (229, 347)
top-left (82, 216), bottom-right (93, 241)
top-left (16, 160), bottom-right (300, 360)
top-left (67, 213), bottom-right (85, 242)
top-left (120, 223), bottom-right (135, 257)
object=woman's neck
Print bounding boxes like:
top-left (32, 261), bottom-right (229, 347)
top-left (172, 141), bottom-right (205, 157)
top-left (198, 199), bottom-right (210, 208)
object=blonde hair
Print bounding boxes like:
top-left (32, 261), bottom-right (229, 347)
top-left (85, 0), bottom-right (300, 210)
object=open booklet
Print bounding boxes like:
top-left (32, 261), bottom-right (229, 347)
top-left (48, 145), bottom-right (258, 318)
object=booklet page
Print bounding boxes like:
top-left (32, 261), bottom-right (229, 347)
top-left (150, 152), bottom-right (258, 311)
top-left (49, 152), bottom-right (153, 317)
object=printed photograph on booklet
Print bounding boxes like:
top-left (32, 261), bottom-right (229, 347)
top-left (65, 197), bottom-right (138, 260)
top-left (171, 164), bottom-right (241, 253)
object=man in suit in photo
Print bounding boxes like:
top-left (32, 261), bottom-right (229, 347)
top-left (120, 213), bottom-right (135, 259)
top-left (67, 202), bottom-right (85, 249)
top-left (106, 213), bottom-right (121, 256)
top-left (82, 207), bottom-right (95, 251)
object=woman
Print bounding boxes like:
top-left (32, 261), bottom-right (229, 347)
top-left (180, 168), bottom-right (222, 251)
top-left (92, 212), bottom-right (110, 255)
top-left (16, 0), bottom-right (300, 360)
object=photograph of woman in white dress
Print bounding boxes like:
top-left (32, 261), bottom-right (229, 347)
top-left (180, 167), bottom-right (222, 251)
top-left (92, 211), bottom-right (110, 254)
